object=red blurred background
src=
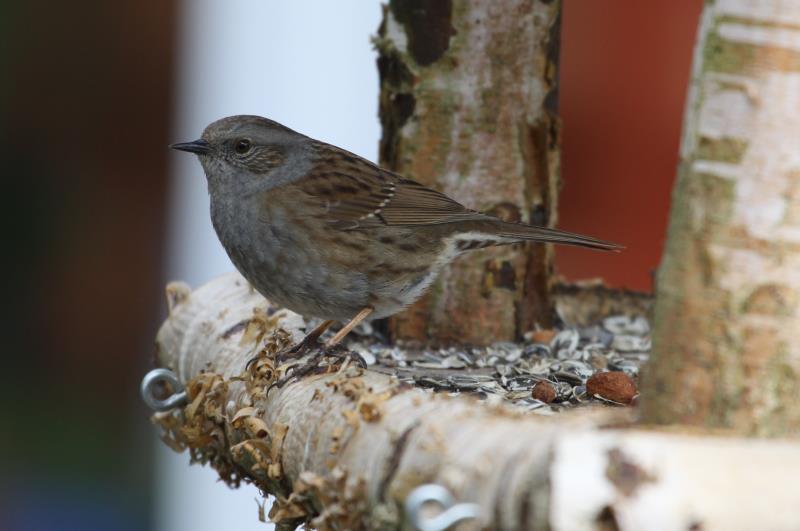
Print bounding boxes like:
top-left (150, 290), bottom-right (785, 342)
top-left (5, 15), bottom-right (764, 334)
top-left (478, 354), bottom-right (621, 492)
top-left (0, 2), bottom-right (702, 529)
top-left (558, 0), bottom-right (703, 290)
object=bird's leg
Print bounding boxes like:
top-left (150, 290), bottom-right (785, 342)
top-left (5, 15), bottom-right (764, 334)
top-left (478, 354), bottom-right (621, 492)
top-left (277, 319), bottom-right (334, 363)
top-left (326, 307), bottom-right (373, 347)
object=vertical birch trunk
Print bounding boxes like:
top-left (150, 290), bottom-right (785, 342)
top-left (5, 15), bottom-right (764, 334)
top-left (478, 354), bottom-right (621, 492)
top-left (376, 0), bottom-right (562, 344)
top-left (641, 0), bottom-right (800, 435)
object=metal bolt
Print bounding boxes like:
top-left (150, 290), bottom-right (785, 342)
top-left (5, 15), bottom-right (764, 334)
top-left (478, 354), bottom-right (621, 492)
top-left (140, 368), bottom-right (187, 412)
top-left (405, 484), bottom-right (480, 531)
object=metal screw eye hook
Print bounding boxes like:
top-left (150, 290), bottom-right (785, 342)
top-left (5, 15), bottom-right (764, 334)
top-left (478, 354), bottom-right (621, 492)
top-left (140, 368), bottom-right (187, 412)
top-left (405, 484), bottom-right (481, 531)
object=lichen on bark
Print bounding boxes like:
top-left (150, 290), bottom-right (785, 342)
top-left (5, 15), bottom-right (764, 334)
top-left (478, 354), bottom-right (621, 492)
top-left (376, 0), bottom-right (564, 344)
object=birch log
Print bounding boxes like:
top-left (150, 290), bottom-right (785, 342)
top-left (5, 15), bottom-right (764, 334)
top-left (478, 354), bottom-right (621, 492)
top-left (641, 0), bottom-right (800, 435)
top-left (376, 0), bottom-right (562, 344)
top-left (153, 273), bottom-right (800, 530)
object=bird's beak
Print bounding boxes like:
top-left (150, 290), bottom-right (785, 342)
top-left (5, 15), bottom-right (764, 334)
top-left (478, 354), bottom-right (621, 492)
top-left (170, 139), bottom-right (211, 155)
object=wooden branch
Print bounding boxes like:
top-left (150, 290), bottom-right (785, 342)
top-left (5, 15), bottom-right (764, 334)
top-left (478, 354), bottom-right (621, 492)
top-left (153, 273), bottom-right (800, 530)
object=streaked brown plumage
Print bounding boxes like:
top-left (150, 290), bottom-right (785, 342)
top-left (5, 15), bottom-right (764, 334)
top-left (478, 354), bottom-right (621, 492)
top-left (172, 115), bottom-right (621, 349)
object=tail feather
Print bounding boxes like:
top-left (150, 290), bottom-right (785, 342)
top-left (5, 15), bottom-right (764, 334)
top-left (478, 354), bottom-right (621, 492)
top-left (494, 221), bottom-right (622, 251)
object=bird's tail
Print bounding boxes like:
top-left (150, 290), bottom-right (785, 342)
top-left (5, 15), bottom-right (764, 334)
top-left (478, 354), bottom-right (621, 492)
top-left (453, 220), bottom-right (622, 252)
top-left (496, 221), bottom-right (622, 251)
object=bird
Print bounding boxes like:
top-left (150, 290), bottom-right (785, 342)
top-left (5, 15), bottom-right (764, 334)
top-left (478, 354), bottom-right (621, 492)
top-left (171, 115), bottom-right (620, 353)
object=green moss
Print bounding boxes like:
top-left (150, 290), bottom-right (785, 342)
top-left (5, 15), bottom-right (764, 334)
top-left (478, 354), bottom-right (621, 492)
top-left (696, 315), bottom-right (743, 430)
top-left (704, 30), bottom-right (750, 74)
top-left (692, 172), bottom-right (736, 227)
top-left (717, 15), bottom-right (800, 31)
top-left (696, 136), bottom-right (748, 164)
top-left (761, 352), bottom-right (800, 436)
top-left (703, 25), bottom-right (800, 74)
top-left (657, 163), bottom-right (695, 277)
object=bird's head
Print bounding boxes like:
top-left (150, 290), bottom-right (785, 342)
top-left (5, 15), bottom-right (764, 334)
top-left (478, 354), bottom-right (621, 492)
top-left (171, 115), bottom-right (306, 192)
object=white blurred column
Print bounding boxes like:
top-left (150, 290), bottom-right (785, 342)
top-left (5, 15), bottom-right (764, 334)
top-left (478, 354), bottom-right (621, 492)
top-left (157, 2), bottom-right (382, 530)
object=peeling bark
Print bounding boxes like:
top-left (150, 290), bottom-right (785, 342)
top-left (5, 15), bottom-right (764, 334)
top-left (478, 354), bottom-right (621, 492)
top-left (376, 0), bottom-right (563, 344)
top-left (153, 274), bottom-right (800, 530)
top-left (641, 0), bottom-right (800, 435)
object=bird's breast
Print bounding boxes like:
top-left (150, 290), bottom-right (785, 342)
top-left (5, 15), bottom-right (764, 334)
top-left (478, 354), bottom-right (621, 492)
top-left (209, 195), bottom-right (372, 320)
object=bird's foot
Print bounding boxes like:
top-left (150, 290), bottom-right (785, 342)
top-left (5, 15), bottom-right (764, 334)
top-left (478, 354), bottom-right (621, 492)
top-left (275, 335), bottom-right (321, 364)
top-left (269, 349), bottom-right (327, 391)
top-left (244, 333), bottom-right (322, 372)
top-left (268, 344), bottom-right (366, 392)
top-left (343, 348), bottom-right (368, 369)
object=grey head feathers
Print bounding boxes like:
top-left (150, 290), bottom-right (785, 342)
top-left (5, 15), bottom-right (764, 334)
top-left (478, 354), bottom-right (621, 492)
top-left (197, 115), bottom-right (314, 195)
top-left (201, 115), bottom-right (306, 146)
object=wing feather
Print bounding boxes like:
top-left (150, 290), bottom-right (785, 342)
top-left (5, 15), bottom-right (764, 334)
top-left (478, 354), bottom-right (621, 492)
top-left (301, 143), bottom-right (487, 229)
top-left (298, 142), bottom-right (622, 251)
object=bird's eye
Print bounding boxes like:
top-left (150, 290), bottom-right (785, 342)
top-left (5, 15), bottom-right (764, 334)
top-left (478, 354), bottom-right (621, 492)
top-left (234, 138), bottom-right (252, 154)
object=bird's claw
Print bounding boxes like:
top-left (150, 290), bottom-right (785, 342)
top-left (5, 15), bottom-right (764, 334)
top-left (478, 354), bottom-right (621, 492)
top-left (275, 336), bottom-right (321, 364)
top-left (267, 344), bottom-right (366, 392)
top-left (245, 335), bottom-right (323, 373)
top-left (268, 350), bottom-right (325, 392)
top-left (245, 355), bottom-right (260, 371)
top-left (342, 348), bottom-right (367, 369)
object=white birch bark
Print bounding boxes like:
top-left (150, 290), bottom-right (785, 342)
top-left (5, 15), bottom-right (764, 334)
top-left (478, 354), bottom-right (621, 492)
top-left (642, 0), bottom-right (800, 435)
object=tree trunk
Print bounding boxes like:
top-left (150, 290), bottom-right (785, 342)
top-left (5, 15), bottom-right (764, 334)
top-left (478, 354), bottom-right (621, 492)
top-left (641, 0), bottom-right (800, 435)
top-left (152, 273), bottom-right (800, 531)
top-left (376, 0), bottom-right (562, 344)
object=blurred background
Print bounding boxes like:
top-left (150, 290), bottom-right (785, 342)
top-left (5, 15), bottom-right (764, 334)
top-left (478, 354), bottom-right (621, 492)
top-left (0, 1), bottom-right (702, 530)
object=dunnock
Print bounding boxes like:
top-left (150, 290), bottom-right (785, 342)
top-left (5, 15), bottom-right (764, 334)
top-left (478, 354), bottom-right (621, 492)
top-left (172, 115), bottom-right (620, 350)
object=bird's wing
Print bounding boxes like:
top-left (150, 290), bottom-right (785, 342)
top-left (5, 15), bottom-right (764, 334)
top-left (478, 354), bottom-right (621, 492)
top-left (297, 143), bottom-right (622, 251)
top-left (300, 143), bottom-right (486, 230)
